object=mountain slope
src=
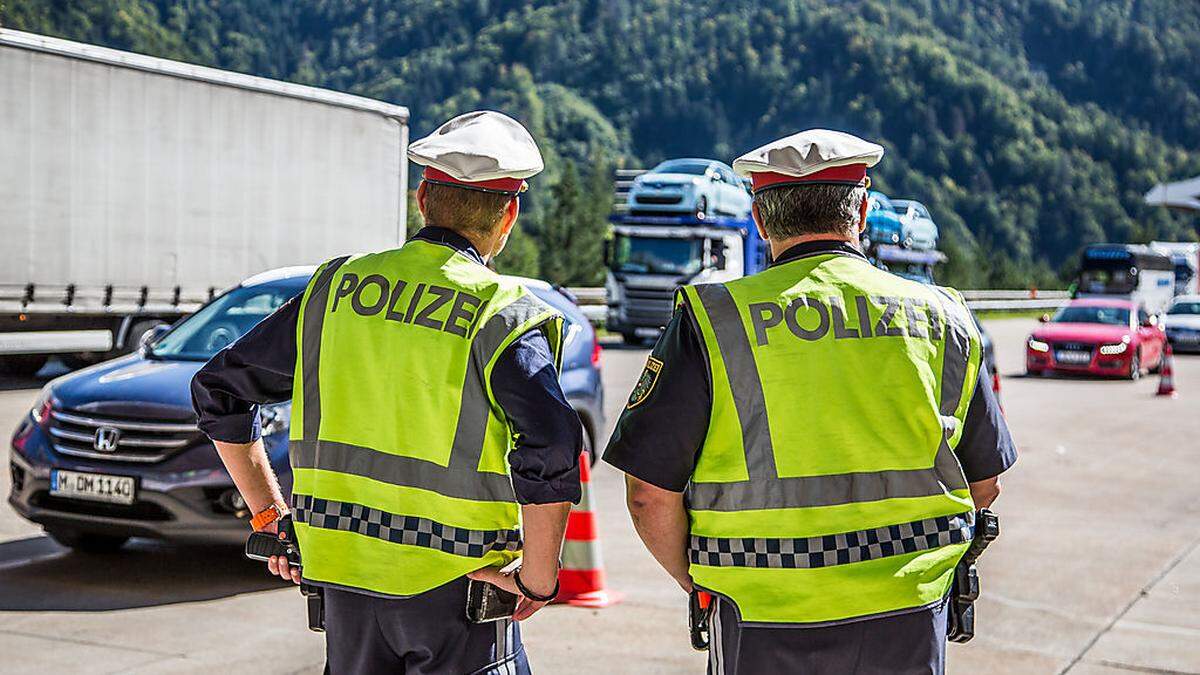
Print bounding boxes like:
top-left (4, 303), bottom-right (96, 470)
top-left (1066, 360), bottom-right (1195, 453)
top-left (4, 0), bottom-right (1198, 287)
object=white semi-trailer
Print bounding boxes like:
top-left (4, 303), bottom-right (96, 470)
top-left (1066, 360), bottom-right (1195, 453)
top-left (0, 29), bottom-right (409, 375)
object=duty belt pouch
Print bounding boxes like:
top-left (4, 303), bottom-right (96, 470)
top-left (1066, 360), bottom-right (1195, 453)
top-left (947, 564), bottom-right (978, 643)
top-left (301, 583), bottom-right (325, 633)
top-left (947, 508), bottom-right (998, 644)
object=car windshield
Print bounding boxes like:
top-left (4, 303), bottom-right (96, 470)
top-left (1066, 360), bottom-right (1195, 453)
top-left (1053, 305), bottom-right (1131, 326)
top-left (612, 235), bottom-right (703, 275)
top-left (1078, 266), bottom-right (1136, 295)
top-left (1169, 301), bottom-right (1200, 315)
top-left (650, 160), bottom-right (711, 176)
top-left (149, 283), bottom-right (305, 361)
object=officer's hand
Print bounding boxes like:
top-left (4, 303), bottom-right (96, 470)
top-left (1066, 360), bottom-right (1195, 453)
top-left (267, 554), bottom-right (301, 584)
top-left (259, 520), bottom-right (301, 585)
top-left (467, 566), bottom-right (551, 621)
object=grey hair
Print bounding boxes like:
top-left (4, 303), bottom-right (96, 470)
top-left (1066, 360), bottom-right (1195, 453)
top-left (753, 184), bottom-right (867, 239)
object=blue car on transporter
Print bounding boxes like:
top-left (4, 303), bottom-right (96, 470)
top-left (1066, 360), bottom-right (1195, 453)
top-left (8, 267), bottom-right (604, 552)
top-left (862, 191), bottom-right (904, 249)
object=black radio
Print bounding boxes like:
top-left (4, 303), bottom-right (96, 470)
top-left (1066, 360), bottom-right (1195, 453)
top-left (244, 517), bottom-right (324, 632)
top-left (947, 509), bottom-right (1000, 643)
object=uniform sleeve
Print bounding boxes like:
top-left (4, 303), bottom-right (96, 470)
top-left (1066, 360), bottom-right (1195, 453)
top-left (190, 296), bottom-right (300, 443)
top-left (602, 306), bottom-right (712, 492)
top-left (490, 328), bottom-right (583, 505)
top-left (955, 361), bottom-right (1017, 482)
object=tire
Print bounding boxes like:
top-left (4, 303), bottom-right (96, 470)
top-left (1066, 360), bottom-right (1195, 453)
top-left (1150, 346), bottom-right (1165, 374)
top-left (0, 354), bottom-right (49, 378)
top-left (1026, 368), bottom-right (1044, 378)
top-left (1127, 352), bottom-right (1141, 381)
top-left (581, 422), bottom-right (597, 466)
top-left (621, 331), bottom-right (641, 346)
top-left (695, 196), bottom-right (708, 219)
top-left (903, 236), bottom-right (914, 248)
top-left (45, 527), bottom-right (129, 553)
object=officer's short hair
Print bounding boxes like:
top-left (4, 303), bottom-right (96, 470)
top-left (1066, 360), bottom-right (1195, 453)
top-left (423, 182), bottom-right (514, 237)
top-left (755, 184), bottom-right (866, 239)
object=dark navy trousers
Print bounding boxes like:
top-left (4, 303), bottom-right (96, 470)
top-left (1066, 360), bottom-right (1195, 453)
top-left (707, 596), bottom-right (949, 674)
top-left (323, 577), bottom-right (530, 675)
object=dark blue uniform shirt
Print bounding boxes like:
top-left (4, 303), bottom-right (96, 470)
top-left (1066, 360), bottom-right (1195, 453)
top-left (191, 227), bottom-right (582, 505)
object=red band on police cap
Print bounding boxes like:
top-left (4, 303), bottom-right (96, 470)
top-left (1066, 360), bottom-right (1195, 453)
top-left (423, 167), bottom-right (525, 194)
top-left (750, 164), bottom-right (868, 193)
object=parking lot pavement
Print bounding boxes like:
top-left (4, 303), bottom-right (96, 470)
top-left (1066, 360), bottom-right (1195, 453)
top-left (3, 319), bottom-right (1200, 674)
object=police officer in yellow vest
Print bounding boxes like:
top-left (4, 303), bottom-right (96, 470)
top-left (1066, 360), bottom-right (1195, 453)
top-left (192, 111), bottom-right (582, 674)
top-left (604, 130), bottom-right (1016, 673)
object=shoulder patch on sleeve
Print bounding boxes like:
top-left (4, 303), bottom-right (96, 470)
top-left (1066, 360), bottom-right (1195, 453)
top-left (626, 356), bottom-right (664, 409)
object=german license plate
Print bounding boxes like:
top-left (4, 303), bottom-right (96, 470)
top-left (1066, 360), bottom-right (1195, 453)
top-left (50, 469), bottom-right (136, 505)
top-left (1055, 350), bottom-right (1091, 364)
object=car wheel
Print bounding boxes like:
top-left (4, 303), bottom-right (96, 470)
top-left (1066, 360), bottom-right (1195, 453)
top-left (45, 527), bottom-right (129, 553)
top-left (695, 196), bottom-right (708, 219)
top-left (581, 422), bottom-right (598, 466)
top-left (1127, 352), bottom-right (1141, 381)
top-left (621, 331), bottom-right (641, 346)
top-left (903, 236), bottom-right (914, 248)
top-left (1150, 345), bottom-right (1166, 373)
top-left (1026, 368), bottom-right (1044, 377)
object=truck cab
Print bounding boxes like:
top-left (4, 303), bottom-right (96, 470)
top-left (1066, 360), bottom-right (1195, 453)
top-left (605, 215), bottom-right (766, 343)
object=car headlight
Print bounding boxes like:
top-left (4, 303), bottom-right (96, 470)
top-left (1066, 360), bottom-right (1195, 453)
top-left (1027, 338), bottom-right (1050, 353)
top-left (30, 384), bottom-right (55, 424)
top-left (258, 402), bottom-right (292, 437)
top-left (1099, 342), bottom-right (1128, 356)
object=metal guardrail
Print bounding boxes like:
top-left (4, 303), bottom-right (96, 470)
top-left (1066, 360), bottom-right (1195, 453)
top-left (565, 287), bottom-right (1068, 325)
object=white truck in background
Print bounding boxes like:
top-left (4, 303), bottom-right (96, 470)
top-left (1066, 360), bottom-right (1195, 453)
top-left (1150, 241), bottom-right (1200, 296)
top-left (0, 29), bottom-right (409, 376)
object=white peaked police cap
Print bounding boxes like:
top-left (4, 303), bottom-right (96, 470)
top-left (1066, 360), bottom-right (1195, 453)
top-left (408, 110), bottom-right (544, 195)
top-left (733, 129), bottom-right (884, 194)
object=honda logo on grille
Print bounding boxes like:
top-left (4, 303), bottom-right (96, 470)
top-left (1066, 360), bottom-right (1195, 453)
top-left (94, 426), bottom-right (121, 452)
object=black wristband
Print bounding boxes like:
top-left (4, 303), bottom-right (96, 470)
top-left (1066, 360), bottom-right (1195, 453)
top-left (514, 568), bottom-right (559, 602)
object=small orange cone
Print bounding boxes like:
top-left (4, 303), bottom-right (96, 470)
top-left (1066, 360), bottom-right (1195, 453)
top-left (555, 451), bottom-right (622, 608)
top-left (1157, 343), bottom-right (1177, 398)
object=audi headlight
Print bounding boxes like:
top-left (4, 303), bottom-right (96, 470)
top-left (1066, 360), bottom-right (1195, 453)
top-left (258, 402), bottom-right (292, 437)
top-left (1027, 338), bottom-right (1050, 353)
top-left (1099, 342), bottom-right (1128, 356)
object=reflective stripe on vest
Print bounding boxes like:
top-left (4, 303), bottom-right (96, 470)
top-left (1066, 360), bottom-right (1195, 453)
top-left (289, 242), bottom-right (562, 596)
top-left (680, 252), bottom-right (981, 625)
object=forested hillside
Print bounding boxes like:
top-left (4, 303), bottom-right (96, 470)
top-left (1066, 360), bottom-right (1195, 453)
top-left (5, 0), bottom-right (1199, 287)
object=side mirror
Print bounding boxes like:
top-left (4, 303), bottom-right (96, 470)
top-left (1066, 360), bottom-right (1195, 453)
top-left (139, 323), bottom-right (170, 353)
top-left (1039, 314), bottom-right (1051, 323)
top-left (711, 241), bottom-right (728, 269)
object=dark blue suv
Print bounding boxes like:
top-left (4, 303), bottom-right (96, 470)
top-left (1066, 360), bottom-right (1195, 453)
top-left (8, 267), bottom-right (604, 552)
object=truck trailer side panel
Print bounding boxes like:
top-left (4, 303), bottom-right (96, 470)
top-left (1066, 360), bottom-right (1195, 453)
top-left (0, 29), bottom-right (407, 310)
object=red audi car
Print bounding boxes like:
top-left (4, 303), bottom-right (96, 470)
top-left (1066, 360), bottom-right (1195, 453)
top-left (1026, 298), bottom-right (1166, 379)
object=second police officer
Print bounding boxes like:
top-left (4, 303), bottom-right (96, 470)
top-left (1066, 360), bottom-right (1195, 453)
top-left (192, 111), bottom-right (582, 674)
top-left (604, 129), bottom-right (1017, 673)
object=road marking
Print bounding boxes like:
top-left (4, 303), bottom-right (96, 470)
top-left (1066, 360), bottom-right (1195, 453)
top-left (0, 628), bottom-right (184, 658)
top-left (1110, 619), bottom-right (1200, 639)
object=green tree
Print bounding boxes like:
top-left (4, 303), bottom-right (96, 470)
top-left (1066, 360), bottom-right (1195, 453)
top-left (538, 160), bottom-right (610, 286)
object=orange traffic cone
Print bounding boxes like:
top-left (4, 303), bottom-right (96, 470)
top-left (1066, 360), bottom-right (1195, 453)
top-left (1157, 343), bottom-right (1177, 398)
top-left (555, 451), bottom-right (622, 608)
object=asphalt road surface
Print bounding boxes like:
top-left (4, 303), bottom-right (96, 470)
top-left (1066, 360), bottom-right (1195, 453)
top-left (1, 318), bottom-right (1197, 674)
